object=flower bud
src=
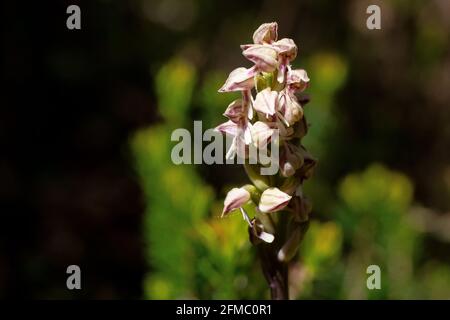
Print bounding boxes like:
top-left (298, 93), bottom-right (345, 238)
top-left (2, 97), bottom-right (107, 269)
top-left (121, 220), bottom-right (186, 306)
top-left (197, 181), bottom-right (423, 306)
top-left (223, 99), bottom-right (245, 123)
top-left (277, 227), bottom-right (301, 262)
top-left (222, 187), bottom-right (251, 216)
top-left (280, 143), bottom-right (304, 177)
top-left (279, 90), bottom-right (303, 125)
top-left (215, 119), bottom-right (238, 136)
top-left (219, 67), bottom-right (256, 92)
top-left (251, 121), bottom-right (274, 149)
top-left (243, 45), bottom-right (279, 73)
top-left (273, 38), bottom-right (297, 61)
top-left (258, 187), bottom-right (292, 213)
top-left (287, 68), bottom-right (310, 91)
top-left (253, 88), bottom-right (278, 116)
top-left (252, 22), bottom-right (278, 44)
top-left (277, 222), bottom-right (309, 262)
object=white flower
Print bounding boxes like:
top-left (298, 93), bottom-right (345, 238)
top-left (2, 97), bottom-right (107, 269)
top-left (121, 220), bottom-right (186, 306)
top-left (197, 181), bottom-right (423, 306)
top-left (223, 99), bottom-right (245, 122)
top-left (215, 119), bottom-right (252, 159)
top-left (258, 187), bottom-right (292, 213)
top-left (287, 68), bottom-right (310, 92)
top-left (278, 90), bottom-right (303, 125)
top-left (272, 38), bottom-right (297, 61)
top-left (242, 45), bottom-right (279, 73)
top-left (219, 67), bottom-right (257, 92)
top-left (216, 92), bottom-right (255, 159)
top-left (251, 121), bottom-right (275, 149)
top-left (253, 88), bottom-right (278, 116)
top-left (252, 22), bottom-right (278, 44)
top-left (222, 187), bottom-right (251, 216)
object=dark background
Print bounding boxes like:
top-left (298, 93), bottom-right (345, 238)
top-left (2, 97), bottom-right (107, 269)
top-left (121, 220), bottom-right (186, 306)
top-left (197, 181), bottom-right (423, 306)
top-left (2, 0), bottom-right (155, 298)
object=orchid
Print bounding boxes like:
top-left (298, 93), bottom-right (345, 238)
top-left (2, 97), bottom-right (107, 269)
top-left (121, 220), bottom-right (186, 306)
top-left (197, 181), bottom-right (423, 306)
top-left (258, 187), bottom-right (292, 213)
top-left (215, 22), bottom-right (316, 299)
top-left (222, 187), bottom-right (251, 216)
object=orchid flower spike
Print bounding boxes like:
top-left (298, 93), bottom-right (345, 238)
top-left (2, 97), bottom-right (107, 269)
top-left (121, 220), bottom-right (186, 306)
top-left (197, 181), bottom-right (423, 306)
top-left (215, 23), bottom-right (316, 277)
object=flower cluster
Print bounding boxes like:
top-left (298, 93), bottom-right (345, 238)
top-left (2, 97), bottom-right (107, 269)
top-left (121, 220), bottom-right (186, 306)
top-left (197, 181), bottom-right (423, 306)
top-left (216, 22), bottom-right (316, 261)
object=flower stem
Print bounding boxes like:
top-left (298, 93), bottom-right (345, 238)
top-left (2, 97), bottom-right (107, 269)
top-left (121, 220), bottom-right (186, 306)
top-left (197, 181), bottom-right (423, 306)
top-left (258, 211), bottom-right (290, 300)
top-left (258, 242), bottom-right (289, 300)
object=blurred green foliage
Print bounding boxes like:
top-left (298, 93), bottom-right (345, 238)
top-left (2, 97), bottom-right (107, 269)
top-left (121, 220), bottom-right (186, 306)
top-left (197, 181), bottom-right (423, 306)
top-left (130, 0), bottom-right (450, 297)
top-left (293, 164), bottom-right (450, 299)
top-left (155, 59), bottom-right (197, 126)
top-left (133, 124), bottom-right (213, 298)
top-left (336, 164), bottom-right (418, 299)
top-left (132, 58), bottom-right (266, 299)
top-left (131, 52), bottom-right (450, 299)
top-left (132, 58), bottom-right (211, 298)
top-left (302, 52), bottom-right (348, 217)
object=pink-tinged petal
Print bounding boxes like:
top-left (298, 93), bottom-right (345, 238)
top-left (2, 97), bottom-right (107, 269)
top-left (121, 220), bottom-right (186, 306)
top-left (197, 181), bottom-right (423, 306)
top-left (240, 44), bottom-right (255, 51)
top-left (272, 38), bottom-right (297, 60)
top-left (223, 99), bottom-right (245, 123)
top-left (215, 120), bottom-right (238, 136)
top-left (279, 90), bottom-right (303, 125)
top-left (243, 122), bottom-right (253, 145)
top-left (222, 187), bottom-right (251, 216)
top-left (247, 102), bottom-right (254, 120)
top-left (259, 187), bottom-right (292, 213)
top-left (277, 62), bottom-right (287, 83)
top-left (251, 121), bottom-right (274, 149)
top-left (242, 45), bottom-right (278, 73)
top-left (252, 22), bottom-right (278, 44)
top-left (225, 137), bottom-right (237, 160)
top-left (219, 67), bottom-right (257, 92)
top-left (234, 134), bottom-right (248, 159)
top-left (242, 90), bottom-right (254, 120)
top-left (253, 88), bottom-right (278, 116)
top-left (287, 69), bottom-right (310, 91)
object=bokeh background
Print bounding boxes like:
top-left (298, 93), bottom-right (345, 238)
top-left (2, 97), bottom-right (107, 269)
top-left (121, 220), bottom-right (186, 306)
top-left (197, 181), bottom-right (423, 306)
top-left (2, 0), bottom-right (449, 299)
